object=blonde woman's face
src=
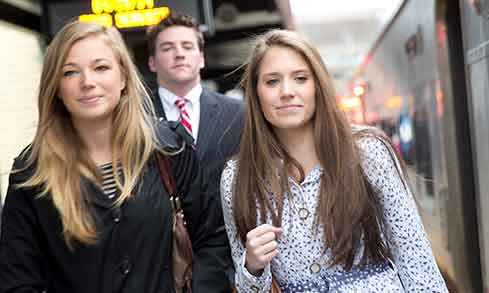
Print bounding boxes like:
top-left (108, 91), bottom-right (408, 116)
top-left (257, 46), bottom-right (316, 134)
top-left (58, 35), bottom-right (126, 127)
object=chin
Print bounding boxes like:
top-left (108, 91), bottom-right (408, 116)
top-left (74, 110), bottom-right (113, 121)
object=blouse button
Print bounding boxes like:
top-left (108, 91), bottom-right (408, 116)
top-left (250, 285), bottom-right (260, 292)
top-left (310, 263), bottom-right (321, 274)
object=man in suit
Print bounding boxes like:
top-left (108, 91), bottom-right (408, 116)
top-left (147, 13), bottom-right (243, 289)
top-left (147, 12), bottom-right (243, 195)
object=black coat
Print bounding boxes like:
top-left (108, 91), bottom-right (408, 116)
top-left (0, 122), bottom-right (232, 293)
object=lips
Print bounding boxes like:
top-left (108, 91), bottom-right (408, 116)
top-left (78, 96), bottom-right (101, 104)
top-left (275, 104), bottom-right (303, 115)
top-left (173, 64), bottom-right (189, 69)
top-left (276, 104), bottom-right (302, 110)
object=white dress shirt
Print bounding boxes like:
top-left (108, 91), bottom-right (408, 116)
top-left (158, 84), bottom-right (202, 141)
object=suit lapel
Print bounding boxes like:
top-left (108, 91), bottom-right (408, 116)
top-left (152, 90), bottom-right (167, 120)
top-left (196, 89), bottom-right (219, 159)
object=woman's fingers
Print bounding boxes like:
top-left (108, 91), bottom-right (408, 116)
top-left (256, 238), bottom-right (279, 256)
top-left (274, 227), bottom-right (283, 237)
top-left (260, 249), bottom-right (279, 264)
top-left (246, 224), bottom-right (275, 239)
top-left (248, 231), bottom-right (276, 248)
top-left (246, 225), bottom-right (283, 244)
top-left (245, 224), bottom-right (282, 275)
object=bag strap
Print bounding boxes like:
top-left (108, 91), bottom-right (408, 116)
top-left (157, 153), bottom-right (177, 197)
top-left (156, 153), bottom-right (194, 292)
top-left (157, 153), bottom-right (187, 215)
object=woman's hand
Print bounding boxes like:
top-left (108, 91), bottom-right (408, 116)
top-left (244, 224), bottom-right (283, 276)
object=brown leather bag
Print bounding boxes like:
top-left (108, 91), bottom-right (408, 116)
top-left (157, 154), bottom-right (193, 293)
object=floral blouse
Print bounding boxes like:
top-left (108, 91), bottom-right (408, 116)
top-left (220, 135), bottom-right (448, 292)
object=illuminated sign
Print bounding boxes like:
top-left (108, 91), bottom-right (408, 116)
top-left (340, 96), bottom-right (362, 110)
top-left (79, 13), bottom-right (113, 27)
top-left (79, 0), bottom-right (170, 28)
top-left (385, 96), bottom-right (403, 109)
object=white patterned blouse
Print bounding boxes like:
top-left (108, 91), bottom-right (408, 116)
top-left (220, 135), bottom-right (448, 293)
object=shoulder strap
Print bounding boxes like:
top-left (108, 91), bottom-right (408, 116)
top-left (156, 154), bottom-right (194, 291)
top-left (156, 153), bottom-right (187, 215)
top-left (156, 154), bottom-right (177, 198)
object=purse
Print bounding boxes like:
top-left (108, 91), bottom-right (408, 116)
top-left (157, 154), bottom-right (193, 293)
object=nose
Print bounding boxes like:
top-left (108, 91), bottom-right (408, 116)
top-left (80, 70), bottom-right (96, 89)
top-left (281, 79), bottom-right (295, 99)
top-left (175, 45), bottom-right (185, 59)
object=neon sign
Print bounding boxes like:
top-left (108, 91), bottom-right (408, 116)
top-left (79, 0), bottom-right (170, 28)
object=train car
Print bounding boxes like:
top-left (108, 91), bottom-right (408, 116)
top-left (348, 0), bottom-right (489, 291)
top-left (460, 0), bottom-right (489, 291)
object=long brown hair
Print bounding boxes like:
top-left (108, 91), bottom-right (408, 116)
top-left (234, 30), bottom-right (390, 269)
top-left (17, 21), bottom-right (157, 248)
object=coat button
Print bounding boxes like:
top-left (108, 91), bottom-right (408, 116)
top-left (120, 256), bottom-right (131, 275)
top-left (112, 208), bottom-right (121, 223)
top-left (310, 263), bottom-right (321, 273)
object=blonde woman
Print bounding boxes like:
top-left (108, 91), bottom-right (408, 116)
top-left (220, 30), bottom-right (448, 292)
top-left (0, 21), bottom-right (231, 292)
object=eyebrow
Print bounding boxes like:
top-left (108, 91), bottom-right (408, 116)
top-left (158, 40), bottom-right (195, 47)
top-left (157, 41), bottom-right (173, 48)
top-left (261, 68), bottom-right (311, 76)
top-left (62, 58), bottom-right (110, 68)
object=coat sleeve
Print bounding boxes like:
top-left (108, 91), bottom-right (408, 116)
top-left (358, 136), bottom-right (448, 292)
top-left (170, 145), bottom-right (233, 293)
top-left (0, 160), bottom-right (47, 292)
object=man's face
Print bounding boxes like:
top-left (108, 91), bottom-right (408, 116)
top-left (148, 26), bottom-right (204, 90)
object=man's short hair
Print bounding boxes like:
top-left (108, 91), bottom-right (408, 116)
top-left (146, 12), bottom-right (204, 56)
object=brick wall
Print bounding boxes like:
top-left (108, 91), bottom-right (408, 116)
top-left (0, 20), bottom-right (42, 202)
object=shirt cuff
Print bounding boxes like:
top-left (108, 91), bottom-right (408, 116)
top-left (237, 249), bottom-right (272, 292)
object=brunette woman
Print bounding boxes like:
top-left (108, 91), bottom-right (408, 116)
top-left (220, 30), bottom-right (447, 292)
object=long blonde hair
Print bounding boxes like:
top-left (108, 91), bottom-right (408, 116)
top-left (18, 21), bottom-right (157, 247)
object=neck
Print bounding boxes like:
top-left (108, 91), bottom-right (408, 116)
top-left (158, 78), bottom-right (199, 98)
top-left (72, 118), bottom-right (113, 165)
top-left (275, 126), bottom-right (319, 178)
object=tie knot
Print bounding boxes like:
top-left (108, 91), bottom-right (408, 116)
top-left (175, 97), bottom-right (188, 110)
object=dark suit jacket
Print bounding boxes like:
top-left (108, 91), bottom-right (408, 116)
top-left (152, 88), bottom-right (243, 286)
top-left (152, 88), bottom-right (244, 197)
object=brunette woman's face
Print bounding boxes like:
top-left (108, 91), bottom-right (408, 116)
top-left (257, 46), bottom-right (316, 134)
top-left (58, 35), bottom-right (126, 126)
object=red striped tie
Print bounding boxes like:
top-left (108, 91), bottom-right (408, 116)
top-left (175, 97), bottom-right (193, 137)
